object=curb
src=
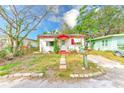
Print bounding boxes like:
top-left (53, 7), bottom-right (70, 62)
top-left (70, 70), bottom-right (105, 78)
top-left (0, 73), bottom-right (44, 79)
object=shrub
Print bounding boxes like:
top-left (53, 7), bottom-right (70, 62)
top-left (4, 46), bottom-right (13, 54)
top-left (0, 50), bottom-right (7, 59)
top-left (0, 71), bottom-right (9, 76)
top-left (54, 39), bottom-right (60, 53)
top-left (14, 50), bottom-right (24, 56)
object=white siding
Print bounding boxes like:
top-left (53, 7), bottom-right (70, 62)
top-left (39, 37), bottom-right (84, 53)
top-left (39, 38), bottom-right (54, 53)
top-left (68, 38), bottom-right (84, 52)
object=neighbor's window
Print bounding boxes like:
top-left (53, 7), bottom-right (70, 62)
top-left (105, 40), bottom-right (108, 46)
top-left (102, 40), bottom-right (104, 46)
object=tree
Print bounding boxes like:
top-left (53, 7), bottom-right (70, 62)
top-left (75, 5), bottom-right (124, 69)
top-left (0, 5), bottom-right (54, 56)
top-left (60, 22), bottom-right (73, 34)
top-left (75, 6), bottom-right (99, 69)
top-left (95, 6), bottom-right (122, 36)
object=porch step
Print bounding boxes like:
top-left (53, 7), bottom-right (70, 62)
top-left (59, 50), bottom-right (69, 54)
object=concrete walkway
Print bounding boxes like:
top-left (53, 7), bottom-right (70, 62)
top-left (59, 54), bottom-right (67, 69)
top-left (88, 55), bottom-right (124, 69)
top-left (1, 55), bottom-right (124, 87)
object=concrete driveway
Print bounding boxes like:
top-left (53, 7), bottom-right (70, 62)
top-left (0, 55), bottom-right (124, 88)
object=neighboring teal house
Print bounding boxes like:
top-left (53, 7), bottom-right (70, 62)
top-left (88, 34), bottom-right (124, 51)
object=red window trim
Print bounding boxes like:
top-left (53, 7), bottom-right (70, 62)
top-left (71, 38), bottom-right (75, 45)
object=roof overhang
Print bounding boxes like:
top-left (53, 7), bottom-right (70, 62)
top-left (87, 34), bottom-right (124, 41)
top-left (38, 34), bottom-right (84, 39)
top-left (57, 34), bottom-right (69, 39)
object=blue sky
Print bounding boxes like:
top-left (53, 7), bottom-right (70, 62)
top-left (0, 5), bottom-right (81, 40)
top-left (29, 5), bottom-right (80, 40)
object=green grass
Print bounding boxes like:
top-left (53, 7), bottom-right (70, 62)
top-left (54, 53), bottom-right (102, 80)
top-left (0, 62), bottom-right (20, 71)
top-left (10, 53), bottom-right (61, 73)
top-left (0, 53), bottom-right (102, 79)
top-left (89, 50), bottom-right (124, 64)
top-left (0, 71), bottom-right (10, 76)
top-left (0, 62), bottom-right (20, 76)
top-left (0, 53), bottom-right (61, 76)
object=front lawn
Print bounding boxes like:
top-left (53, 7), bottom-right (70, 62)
top-left (54, 53), bottom-right (102, 79)
top-left (0, 53), bottom-right (103, 79)
top-left (89, 50), bottom-right (124, 64)
top-left (0, 53), bottom-right (61, 76)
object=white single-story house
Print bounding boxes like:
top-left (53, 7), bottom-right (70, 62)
top-left (38, 34), bottom-right (84, 53)
top-left (88, 34), bottom-right (124, 51)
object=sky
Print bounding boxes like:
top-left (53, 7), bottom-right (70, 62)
top-left (28, 5), bottom-right (81, 40)
top-left (0, 5), bottom-right (82, 40)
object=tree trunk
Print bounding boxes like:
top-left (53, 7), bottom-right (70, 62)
top-left (83, 51), bottom-right (88, 69)
top-left (12, 40), bottom-right (21, 56)
top-left (83, 39), bottom-right (89, 69)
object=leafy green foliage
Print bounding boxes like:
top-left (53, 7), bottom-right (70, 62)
top-left (54, 39), bottom-right (60, 53)
top-left (75, 6), bottom-right (124, 37)
top-left (76, 6), bottom-right (99, 39)
top-left (0, 50), bottom-right (7, 59)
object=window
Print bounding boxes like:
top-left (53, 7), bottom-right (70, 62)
top-left (102, 40), bottom-right (108, 46)
top-left (46, 41), bottom-right (54, 46)
top-left (105, 40), bottom-right (108, 46)
top-left (102, 40), bottom-right (104, 46)
top-left (49, 41), bottom-right (54, 46)
top-left (61, 40), bottom-right (65, 45)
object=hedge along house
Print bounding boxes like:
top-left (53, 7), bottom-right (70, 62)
top-left (88, 34), bottom-right (124, 51)
top-left (38, 34), bottom-right (84, 53)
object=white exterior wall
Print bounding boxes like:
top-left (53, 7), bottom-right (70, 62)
top-left (39, 38), bottom-right (54, 53)
top-left (39, 37), bottom-right (84, 53)
top-left (67, 38), bottom-right (84, 52)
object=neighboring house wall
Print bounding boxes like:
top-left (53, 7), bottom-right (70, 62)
top-left (93, 37), bottom-right (117, 51)
top-left (116, 36), bottom-right (124, 49)
top-left (92, 36), bottom-right (124, 51)
top-left (23, 39), bottom-right (38, 48)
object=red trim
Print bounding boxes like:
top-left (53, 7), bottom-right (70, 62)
top-left (57, 34), bottom-right (69, 39)
top-left (38, 34), bottom-right (84, 38)
top-left (59, 50), bottom-right (69, 54)
top-left (38, 36), bottom-right (56, 38)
